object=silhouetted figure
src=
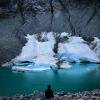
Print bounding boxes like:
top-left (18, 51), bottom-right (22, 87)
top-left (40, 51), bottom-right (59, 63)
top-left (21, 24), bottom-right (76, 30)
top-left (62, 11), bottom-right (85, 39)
top-left (45, 85), bottom-right (54, 99)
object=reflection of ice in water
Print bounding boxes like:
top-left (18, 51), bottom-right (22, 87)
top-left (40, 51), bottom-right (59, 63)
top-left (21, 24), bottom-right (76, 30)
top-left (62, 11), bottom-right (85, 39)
top-left (86, 64), bottom-right (100, 71)
top-left (86, 64), bottom-right (100, 77)
top-left (86, 68), bottom-right (91, 71)
top-left (66, 64), bottom-right (100, 75)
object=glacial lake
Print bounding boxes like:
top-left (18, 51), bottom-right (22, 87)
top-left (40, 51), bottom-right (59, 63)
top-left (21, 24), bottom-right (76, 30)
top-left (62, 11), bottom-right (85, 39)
top-left (0, 63), bottom-right (100, 96)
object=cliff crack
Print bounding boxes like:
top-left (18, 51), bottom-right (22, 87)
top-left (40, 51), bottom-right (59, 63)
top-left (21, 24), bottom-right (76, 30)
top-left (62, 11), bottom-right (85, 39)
top-left (57, 0), bottom-right (76, 35)
top-left (86, 1), bottom-right (98, 25)
top-left (49, 0), bottom-right (54, 31)
top-left (17, 0), bottom-right (26, 25)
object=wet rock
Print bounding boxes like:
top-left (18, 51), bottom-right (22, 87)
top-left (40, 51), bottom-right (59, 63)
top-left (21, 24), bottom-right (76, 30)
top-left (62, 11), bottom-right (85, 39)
top-left (54, 95), bottom-right (60, 100)
top-left (0, 97), bottom-right (3, 100)
top-left (96, 97), bottom-right (100, 100)
top-left (18, 95), bottom-right (24, 100)
top-left (83, 95), bottom-right (93, 99)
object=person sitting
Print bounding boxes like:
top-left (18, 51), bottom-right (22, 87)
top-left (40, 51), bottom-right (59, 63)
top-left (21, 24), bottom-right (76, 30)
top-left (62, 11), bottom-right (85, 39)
top-left (45, 85), bottom-right (54, 99)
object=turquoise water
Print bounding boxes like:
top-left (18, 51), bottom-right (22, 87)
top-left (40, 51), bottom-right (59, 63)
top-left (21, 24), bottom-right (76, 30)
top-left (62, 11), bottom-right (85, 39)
top-left (0, 63), bottom-right (100, 96)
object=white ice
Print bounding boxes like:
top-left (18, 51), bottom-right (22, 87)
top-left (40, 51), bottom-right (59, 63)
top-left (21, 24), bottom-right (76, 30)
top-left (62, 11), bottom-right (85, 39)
top-left (10, 32), bottom-right (100, 71)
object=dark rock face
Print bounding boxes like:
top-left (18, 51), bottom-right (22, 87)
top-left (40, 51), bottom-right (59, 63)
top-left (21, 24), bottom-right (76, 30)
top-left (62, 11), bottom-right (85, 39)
top-left (15, 0), bottom-right (100, 36)
top-left (0, 0), bottom-right (10, 7)
top-left (0, 0), bottom-right (100, 65)
top-left (0, 0), bottom-right (10, 4)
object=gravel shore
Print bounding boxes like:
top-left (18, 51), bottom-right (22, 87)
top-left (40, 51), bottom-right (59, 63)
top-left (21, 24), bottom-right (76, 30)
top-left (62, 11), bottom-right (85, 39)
top-left (0, 89), bottom-right (100, 100)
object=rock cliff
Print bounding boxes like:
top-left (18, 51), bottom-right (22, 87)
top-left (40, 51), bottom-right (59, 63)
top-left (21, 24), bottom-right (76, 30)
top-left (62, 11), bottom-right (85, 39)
top-left (0, 0), bottom-right (100, 65)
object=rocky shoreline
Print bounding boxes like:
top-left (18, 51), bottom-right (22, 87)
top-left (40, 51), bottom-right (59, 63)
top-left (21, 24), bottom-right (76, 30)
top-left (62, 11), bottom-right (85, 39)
top-left (0, 89), bottom-right (100, 100)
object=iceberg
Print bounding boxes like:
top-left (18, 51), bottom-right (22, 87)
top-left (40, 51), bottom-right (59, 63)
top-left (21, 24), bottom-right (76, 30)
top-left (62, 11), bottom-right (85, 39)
top-left (9, 32), bottom-right (100, 72)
